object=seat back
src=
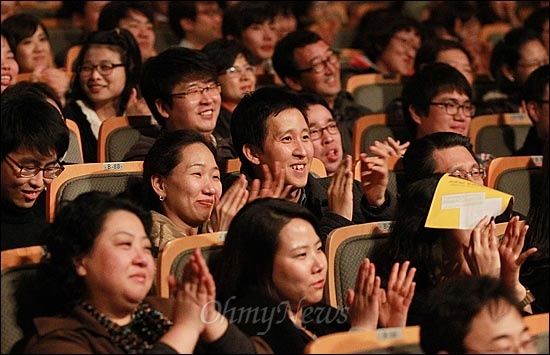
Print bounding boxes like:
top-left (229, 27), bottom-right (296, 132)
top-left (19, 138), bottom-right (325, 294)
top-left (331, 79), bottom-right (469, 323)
top-left (97, 115), bottom-right (160, 162)
top-left (1, 246), bottom-right (47, 272)
top-left (346, 73), bottom-right (404, 113)
top-left (354, 156), bottom-right (404, 198)
top-left (352, 113), bottom-right (411, 162)
top-left (64, 118), bottom-right (84, 164)
top-left (485, 155), bottom-right (543, 217)
top-left (64, 44), bottom-right (82, 72)
top-left (156, 232), bottom-right (226, 298)
top-left (1, 264), bottom-right (40, 354)
top-left (524, 313), bottom-right (549, 354)
top-left (46, 161), bottom-right (144, 222)
top-left (304, 325), bottom-right (421, 354)
top-left (469, 113), bottom-right (532, 157)
top-left (310, 157), bottom-right (328, 178)
top-left (325, 221), bottom-right (394, 309)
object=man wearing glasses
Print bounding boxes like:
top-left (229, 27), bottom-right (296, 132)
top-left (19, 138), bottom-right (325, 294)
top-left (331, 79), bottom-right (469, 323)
top-left (124, 46), bottom-right (226, 162)
top-left (273, 29), bottom-right (373, 156)
top-left (370, 62), bottom-right (495, 169)
top-left (1, 88), bottom-right (69, 251)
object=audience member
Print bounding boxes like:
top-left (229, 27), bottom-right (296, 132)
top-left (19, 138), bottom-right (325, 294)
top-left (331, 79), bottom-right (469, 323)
top-left (202, 38), bottom-right (256, 142)
top-left (516, 64), bottom-right (549, 156)
top-left (272, 29), bottom-right (372, 156)
top-left (520, 136), bottom-right (549, 313)
top-left (272, 2), bottom-right (298, 41)
top-left (1, 30), bottom-right (19, 94)
top-left (426, 1), bottom-right (491, 76)
top-left (480, 26), bottom-right (548, 115)
top-left (402, 132), bottom-right (484, 185)
top-left (420, 276), bottom-right (538, 354)
top-left (222, 1), bottom-right (280, 87)
top-left (214, 197), bottom-right (416, 354)
top-left (97, 1), bottom-right (157, 62)
top-left (2, 13), bottom-right (71, 105)
top-left (1, 85), bottom-right (69, 251)
top-left (16, 191), bottom-right (269, 354)
top-left (63, 28), bottom-right (147, 163)
top-left (299, 91), bottom-right (343, 176)
top-left (2, 80), bottom-right (64, 119)
top-left (125, 46), bottom-right (234, 163)
top-left (293, 1), bottom-right (347, 48)
top-left (347, 8), bottom-right (423, 78)
top-left (371, 173), bottom-right (537, 326)
top-left (168, 1), bottom-right (223, 50)
top-left (414, 38), bottom-right (475, 87)
top-left (523, 6), bottom-right (549, 53)
top-left (227, 86), bottom-right (396, 243)
top-left (142, 129), bottom-right (250, 253)
top-left (371, 62), bottom-right (492, 168)
top-left (402, 62), bottom-right (474, 141)
top-left (401, 131), bottom-right (526, 223)
top-left (53, 0), bottom-right (111, 68)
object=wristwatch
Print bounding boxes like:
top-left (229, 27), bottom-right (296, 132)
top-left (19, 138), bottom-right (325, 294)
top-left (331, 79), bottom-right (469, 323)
top-left (519, 289), bottom-right (535, 308)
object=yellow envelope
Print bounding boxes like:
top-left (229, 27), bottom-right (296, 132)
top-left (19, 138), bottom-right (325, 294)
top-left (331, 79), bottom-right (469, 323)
top-left (425, 174), bottom-right (513, 230)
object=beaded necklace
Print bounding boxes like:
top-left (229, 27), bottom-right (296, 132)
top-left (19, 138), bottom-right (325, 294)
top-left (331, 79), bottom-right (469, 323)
top-left (80, 301), bottom-right (173, 354)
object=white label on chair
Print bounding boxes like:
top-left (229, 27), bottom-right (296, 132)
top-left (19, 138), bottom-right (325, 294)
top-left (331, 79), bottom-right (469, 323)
top-left (103, 162), bottom-right (125, 170)
top-left (531, 155), bottom-right (543, 165)
top-left (376, 327), bottom-right (404, 341)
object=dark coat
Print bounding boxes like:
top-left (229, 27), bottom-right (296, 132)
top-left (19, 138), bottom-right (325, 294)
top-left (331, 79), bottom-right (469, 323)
top-left (222, 172), bottom-right (397, 244)
top-left (21, 296), bottom-right (268, 354)
top-left (221, 287), bottom-right (350, 354)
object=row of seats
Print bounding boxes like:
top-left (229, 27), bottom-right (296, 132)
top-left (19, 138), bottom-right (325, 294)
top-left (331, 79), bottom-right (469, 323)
top-left (352, 111), bottom-right (533, 163)
top-left (3, 221), bottom-right (548, 354)
top-left (303, 312), bottom-right (548, 354)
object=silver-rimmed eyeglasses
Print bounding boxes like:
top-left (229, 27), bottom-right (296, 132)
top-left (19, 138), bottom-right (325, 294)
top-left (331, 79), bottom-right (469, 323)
top-left (450, 167), bottom-right (486, 179)
top-left (170, 83), bottom-right (222, 100)
top-left (4, 155), bottom-right (64, 179)
top-left (222, 65), bottom-right (256, 76)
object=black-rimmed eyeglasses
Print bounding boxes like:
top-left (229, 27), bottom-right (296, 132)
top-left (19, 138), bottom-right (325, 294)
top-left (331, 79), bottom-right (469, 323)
top-left (298, 51), bottom-right (340, 74)
top-left (310, 123), bottom-right (339, 140)
top-left (429, 101), bottom-right (476, 117)
top-left (4, 155), bottom-right (64, 179)
top-left (78, 62), bottom-right (124, 76)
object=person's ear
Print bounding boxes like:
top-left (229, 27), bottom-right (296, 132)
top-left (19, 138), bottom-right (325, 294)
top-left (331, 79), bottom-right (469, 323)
top-left (285, 76), bottom-right (303, 91)
top-left (523, 100), bottom-right (541, 124)
top-left (408, 104), bottom-right (422, 126)
top-left (74, 256), bottom-right (86, 277)
top-left (154, 98), bottom-right (170, 120)
top-left (501, 63), bottom-right (515, 82)
top-left (180, 18), bottom-right (194, 33)
top-left (242, 144), bottom-right (261, 165)
top-left (151, 174), bottom-right (167, 198)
